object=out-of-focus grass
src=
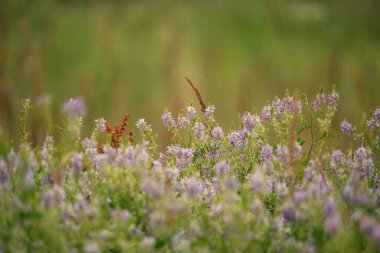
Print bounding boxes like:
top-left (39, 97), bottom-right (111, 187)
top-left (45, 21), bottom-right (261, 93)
top-left (1, 0), bottom-right (379, 146)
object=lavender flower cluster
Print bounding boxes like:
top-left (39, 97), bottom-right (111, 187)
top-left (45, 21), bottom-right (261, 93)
top-left (0, 91), bottom-right (379, 253)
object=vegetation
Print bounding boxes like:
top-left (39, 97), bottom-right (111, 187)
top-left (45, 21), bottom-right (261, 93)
top-left (0, 89), bottom-right (379, 252)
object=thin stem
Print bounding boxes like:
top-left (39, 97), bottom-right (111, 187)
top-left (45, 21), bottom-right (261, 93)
top-left (306, 114), bottom-right (314, 165)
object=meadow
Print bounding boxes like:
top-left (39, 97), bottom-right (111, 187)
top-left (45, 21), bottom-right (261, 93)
top-left (0, 89), bottom-right (380, 252)
top-left (1, 1), bottom-right (380, 252)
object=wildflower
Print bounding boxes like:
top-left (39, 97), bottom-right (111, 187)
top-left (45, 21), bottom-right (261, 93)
top-left (261, 105), bottom-right (271, 121)
top-left (293, 191), bottom-right (308, 204)
top-left (71, 153), bottom-right (83, 174)
top-left (367, 108), bottom-right (380, 130)
top-left (41, 136), bottom-right (54, 169)
top-left (205, 105), bottom-right (215, 121)
top-left (82, 137), bottom-right (91, 149)
top-left (193, 122), bottom-right (205, 140)
top-left (282, 204), bottom-right (297, 222)
top-left (340, 120), bottom-right (355, 136)
top-left (261, 145), bottom-right (274, 164)
top-left (331, 150), bottom-right (344, 166)
top-left (327, 91), bottom-right (340, 108)
top-left (177, 116), bottom-right (190, 129)
top-left (312, 93), bottom-right (326, 111)
top-left (355, 147), bottom-right (374, 179)
top-left (185, 106), bottom-right (197, 120)
top-left (185, 177), bottom-right (202, 198)
top-left (215, 162), bottom-right (230, 179)
top-left (95, 118), bottom-right (107, 133)
top-left (7, 149), bottom-right (19, 172)
top-left (208, 150), bottom-right (219, 160)
top-left (167, 145), bottom-right (181, 158)
top-left (141, 176), bottom-right (164, 199)
top-left (211, 126), bottom-right (224, 141)
top-left (242, 112), bottom-right (261, 131)
top-left (277, 145), bottom-right (290, 164)
top-left (249, 171), bottom-right (269, 194)
top-left (324, 198), bottom-right (337, 219)
top-left (179, 148), bottom-right (195, 167)
top-left (228, 130), bottom-right (247, 150)
top-left (162, 111), bottom-right (176, 129)
top-left (277, 182), bottom-right (289, 198)
top-left (136, 119), bottom-right (150, 133)
top-left (61, 97), bottom-right (87, 117)
top-left (41, 186), bottom-right (64, 209)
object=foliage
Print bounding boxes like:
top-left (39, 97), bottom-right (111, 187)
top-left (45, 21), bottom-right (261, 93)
top-left (0, 90), bottom-right (380, 252)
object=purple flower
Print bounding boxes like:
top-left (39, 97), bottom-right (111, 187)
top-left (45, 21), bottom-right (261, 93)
top-left (177, 116), bottom-right (190, 129)
top-left (205, 105), bottom-right (215, 121)
top-left (261, 105), bottom-right (271, 121)
top-left (179, 148), bottom-right (195, 167)
top-left (62, 97), bottom-right (87, 117)
top-left (95, 118), bottom-right (107, 133)
top-left (141, 176), bottom-right (164, 199)
top-left (340, 121), bottom-right (354, 136)
top-left (7, 149), bottom-right (19, 172)
top-left (355, 147), bottom-right (374, 179)
top-left (71, 153), bottom-right (83, 174)
top-left (82, 137), bottom-right (91, 149)
top-left (167, 145), bottom-right (181, 158)
top-left (41, 136), bottom-right (54, 169)
top-left (293, 191), bottom-right (308, 204)
top-left (185, 177), bottom-right (202, 198)
top-left (328, 91), bottom-right (340, 108)
top-left (331, 150), bottom-right (344, 166)
top-left (41, 186), bottom-right (64, 209)
top-left (136, 119), bottom-right (150, 133)
top-left (208, 150), bottom-right (219, 160)
top-left (211, 126), bottom-right (224, 141)
top-left (185, 106), bottom-right (196, 120)
top-left (261, 145), bottom-right (274, 164)
top-left (312, 93), bottom-right (326, 111)
top-left (162, 112), bottom-right (176, 129)
top-left (282, 204), bottom-right (296, 222)
top-left (277, 145), bottom-right (290, 164)
top-left (228, 130), bottom-right (247, 150)
top-left (242, 112), bottom-right (261, 131)
top-left (215, 162), bottom-right (230, 179)
top-left (193, 122), bottom-right (205, 140)
top-left (249, 171), bottom-right (268, 194)
top-left (367, 108), bottom-right (380, 130)
top-left (324, 198), bottom-right (337, 219)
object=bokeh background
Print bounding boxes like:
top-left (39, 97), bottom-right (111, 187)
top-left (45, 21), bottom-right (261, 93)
top-left (1, 0), bottom-right (380, 146)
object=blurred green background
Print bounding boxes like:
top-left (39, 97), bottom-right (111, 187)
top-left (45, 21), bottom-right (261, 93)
top-left (0, 0), bottom-right (379, 146)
